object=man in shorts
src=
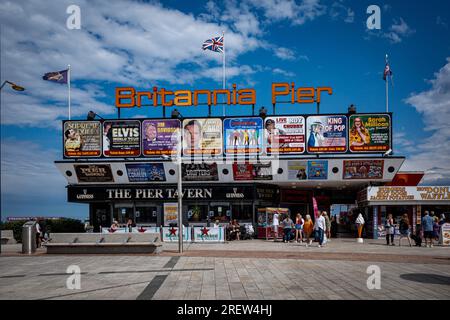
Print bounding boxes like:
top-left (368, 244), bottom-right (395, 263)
top-left (422, 211), bottom-right (434, 248)
top-left (272, 211), bottom-right (279, 241)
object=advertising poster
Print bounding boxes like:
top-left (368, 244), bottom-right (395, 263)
top-left (288, 161), bottom-right (307, 180)
top-left (164, 202), bottom-right (178, 226)
top-left (306, 115), bottom-right (347, 153)
top-left (349, 114), bottom-right (391, 152)
top-left (125, 163), bottom-right (166, 182)
top-left (224, 117), bottom-right (263, 155)
top-left (63, 121), bottom-right (102, 157)
top-left (343, 160), bottom-right (384, 179)
top-left (182, 163), bottom-right (219, 181)
top-left (264, 116), bottom-right (305, 154)
top-left (182, 118), bottom-right (222, 156)
top-left (142, 119), bottom-right (180, 156)
top-left (162, 227), bottom-right (192, 242)
top-left (193, 227), bottom-right (225, 242)
top-left (232, 163), bottom-right (273, 181)
top-left (74, 164), bottom-right (114, 183)
top-left (307, 160), bottom-right (328, 180)
top-left (440, 223), bottom-right (450, 246)
top-left (103, 120), bottom-right (141, 157)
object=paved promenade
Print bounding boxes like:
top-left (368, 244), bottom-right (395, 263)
top-left (0, 239), bottom-right (449, 300)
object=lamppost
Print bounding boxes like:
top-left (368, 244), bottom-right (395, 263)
top-left (163, 128), bottom-right (183, 254)
top-left (0, 81), bottom-right (25, 92)
top-left (0, 80), bottom-right (26, 255)
top-left (176, 129), bottom-right (183, 254)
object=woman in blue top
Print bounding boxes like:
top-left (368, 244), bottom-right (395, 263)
top-left (294, 213), bottom-right (304, 243)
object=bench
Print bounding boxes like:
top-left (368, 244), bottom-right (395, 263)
top-left (1, 230), bottom-right (17, 245)
top-left (45, 233), bottom-right (162, 254)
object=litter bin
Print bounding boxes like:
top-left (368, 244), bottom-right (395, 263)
top-left (22, 221), bottom-right (37, 254)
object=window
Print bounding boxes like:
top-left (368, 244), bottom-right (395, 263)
top-left (231, 203), bottom-right (253, 221)
top-left (135, 206), bottom-right (158, 224)
top-left (187, 204), bottom-right (209, 222)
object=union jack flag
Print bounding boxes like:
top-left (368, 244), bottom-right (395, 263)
top-left (383, 63), bottom-right (393, 81)
top-left (202, 35), bottom-right (223, 53)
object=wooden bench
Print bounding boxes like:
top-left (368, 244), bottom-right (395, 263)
top-left (1, 230), bottom-right (17, 245)
top-left (45, 233), bottom-right (162, 254)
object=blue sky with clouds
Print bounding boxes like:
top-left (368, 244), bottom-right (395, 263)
top-left (1, 0), bottom-right (450, 220)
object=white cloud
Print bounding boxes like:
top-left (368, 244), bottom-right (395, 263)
top-left (402, 58), bottom-right (450, 184)
top-left (436, 16), bottom-right (448, 28)
top-left (385, 18), bottom-right (415, 43)
top-left (272, 68), bottom-right (296, 77)
top-left (1, 138), bottom-right (66, 198)
top-left (329, 1), bottom-right (354, 23)
top-left (0, 0), bottom-right (266, 128)
top-left (273, 47), bottom-right (296, 60)
top-left (365, 17), bottom-right (415, 44)
top-left (247, 0), bottom-right (326, 25)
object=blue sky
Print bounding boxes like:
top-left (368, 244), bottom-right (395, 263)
top-left (1, 0), bottom-right (450, 220)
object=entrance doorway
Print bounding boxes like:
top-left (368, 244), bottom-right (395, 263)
top-left (114, 204), bottom-right (133, 224)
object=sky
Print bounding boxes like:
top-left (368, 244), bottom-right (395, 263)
top-left (1, 0), bottom-right (449, 220)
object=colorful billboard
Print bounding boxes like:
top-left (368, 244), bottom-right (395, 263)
top-left (125, 163), bottom-right (166, 182)
top-left (343, 160), bottom-right (384, 180)
top-left (287, 161), bottom-right (307, 180)
top-left (307, 160), bottom-right (328, 180)
top-left (287, 160), bottom-right (327, 180)
top-left (182, 163), bottom-right (219, 181)
top-left (103, 120), bottom-right (141, 157)
top-left (224, 117), bottom-right (263, 155)
top-left (264, 116), bottom-right (305, 154)
top-left (182, 118), bottom-right (222, 156)
top-left (164, 203), bottom-right (178, 226)
top-left (142, 119), bottom-right (180, 156)
top-left (349, 114), bottom-right (391, 153)
top-left (306, 115), bottom-right (347, 153)
top-left (74, 164), bottom-right (114, 183)
top-left (232, 162), bottom-right (273, 181)
top-left (63, 121), bottom-right (102, 157)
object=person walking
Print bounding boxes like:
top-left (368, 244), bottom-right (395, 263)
top-left (422, 211), bottom-right (434, 248)
top-left (398, 214), bottom-right (412, 247)
top-left (314, 212), bottom-right (326, 248)
top-left (294, 213), bottom-right (304, 243)
top-left (323, 211), bottom-right (331, 242)
top-left (433, 216), bottom-right (440, 242)
top-left (385, 214), bottom-right (395, 246)
top-left (272, 211), bottom-right (280, 241)
top-left (35, 218), bottom-right (42, 248)
top-left (282, 215), bottom-right (294, 243)
top-left (331, 215), bottom-right (338, 238)
top-left (303, 215), bottom-right (314, 247)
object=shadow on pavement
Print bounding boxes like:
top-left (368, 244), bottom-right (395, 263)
top-left (400, 273), bottom-right (450, 285)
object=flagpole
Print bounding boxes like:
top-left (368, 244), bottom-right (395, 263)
top-left (68, 64), bottom-right (71, 120)
top-left (222, 30), bottom-right (225, 117)
top-left (385, 54), bottom-right (388, 113)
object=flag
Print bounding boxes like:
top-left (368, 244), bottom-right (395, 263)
top-left (202, 35), bottom-right (223, 53)
top-left (383, 63), bottom-right (392, 81)
top-left (312, 196), bottom-right (319, 219)
top-left (42, 69), bottom-right (68, 84)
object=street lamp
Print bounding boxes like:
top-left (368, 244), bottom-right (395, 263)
top-left (171, 108), bottom-right (182, 119)
top-left (0, 80), bottom-right (25, 255)
top-left (259, 106), bottom-right (267, 118)
top-left (86, 110), bottom-right (104, 120)
top-left (163, 129), bottom-right (183, 254)
top-left (0, 80), bottom-right (25, 92)
top-left (348, 104), bottom-right (357, 115)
